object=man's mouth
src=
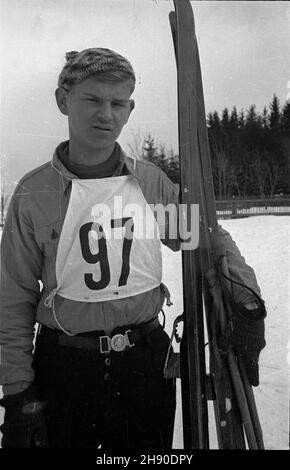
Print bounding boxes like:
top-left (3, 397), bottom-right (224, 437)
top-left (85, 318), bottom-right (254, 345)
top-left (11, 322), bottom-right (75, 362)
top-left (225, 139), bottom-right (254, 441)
top-left (93, 125), bottom-right (112, 132)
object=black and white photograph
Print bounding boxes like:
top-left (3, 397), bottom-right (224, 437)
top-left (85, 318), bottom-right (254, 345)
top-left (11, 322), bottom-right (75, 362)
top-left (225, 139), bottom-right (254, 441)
top-left (0, 0), bottom-right (289, 454)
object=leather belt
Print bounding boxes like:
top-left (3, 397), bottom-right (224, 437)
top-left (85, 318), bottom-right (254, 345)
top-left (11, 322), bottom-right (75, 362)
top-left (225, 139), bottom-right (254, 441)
top-left (38, 317), bottom-right (160, 353)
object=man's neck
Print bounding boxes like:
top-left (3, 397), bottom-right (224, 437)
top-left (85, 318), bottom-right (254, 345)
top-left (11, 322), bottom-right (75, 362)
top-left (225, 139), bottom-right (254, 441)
top-left (59, 141), bottom-right (121, 179)
top-left (68, 141), bottom-right (115, 166)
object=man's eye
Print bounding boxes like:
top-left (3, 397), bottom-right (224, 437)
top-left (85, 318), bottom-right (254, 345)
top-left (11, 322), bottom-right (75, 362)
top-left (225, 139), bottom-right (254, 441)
top-left (112, 102), bottom-right (125, 107)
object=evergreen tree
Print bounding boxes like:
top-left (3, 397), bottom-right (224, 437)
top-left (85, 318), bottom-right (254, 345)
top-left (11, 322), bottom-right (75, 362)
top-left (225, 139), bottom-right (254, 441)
top-left (238, 109), bottom-right (245, 128)
top-left (221, 107), bottom-right (230, 128)
top-left (269, 94), bottom-right (281, 132)
top-left (230, 106), bottom-right (238, 130)
top-left (245, 104), bottom-right (257, 126)
top-left (228, 106), bottom-right (240, 152)
top-left (262, 106), bottom-right (269, 129)
top-left (207, 111), bottom-right (214, 127)
top-left (281, 102), bottom-right (290, 132)
top-left (208, 110), bottom-right (222, 141)
top-left (212, 110), bottom-right (221, 127)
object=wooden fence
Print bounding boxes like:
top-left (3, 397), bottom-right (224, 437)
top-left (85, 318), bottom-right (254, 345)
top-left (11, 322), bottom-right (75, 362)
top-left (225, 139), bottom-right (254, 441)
top-left (216, 198), bottom-right (290, 218)
top-left (1, 196), bottom-right (290, 228)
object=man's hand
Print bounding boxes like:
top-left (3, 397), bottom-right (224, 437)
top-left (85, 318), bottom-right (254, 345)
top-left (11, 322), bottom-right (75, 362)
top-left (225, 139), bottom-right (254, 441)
top-left (206, 265), bottom-right (266, 386)
top-left (224, 303), bottom-right (266, 386)
top-left (0, 384), bottom-right (49, 448)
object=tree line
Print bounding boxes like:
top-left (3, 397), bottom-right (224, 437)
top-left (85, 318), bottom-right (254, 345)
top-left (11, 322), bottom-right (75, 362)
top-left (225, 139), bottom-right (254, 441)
top-left (130, 95), bottom-right (290, 198)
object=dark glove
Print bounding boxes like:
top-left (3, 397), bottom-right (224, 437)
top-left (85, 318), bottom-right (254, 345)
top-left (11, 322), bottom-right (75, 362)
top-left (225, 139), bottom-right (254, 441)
top-left (0, 384), bottom-right (49, 448)
top-left (206, 258), bottom-right (266, 387)
top-left (221, 304), bottom-right (266, 386)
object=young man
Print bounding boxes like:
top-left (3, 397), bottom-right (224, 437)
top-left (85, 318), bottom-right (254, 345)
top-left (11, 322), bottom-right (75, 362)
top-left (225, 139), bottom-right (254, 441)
top-left (0, 48), bottom-right (266, 449)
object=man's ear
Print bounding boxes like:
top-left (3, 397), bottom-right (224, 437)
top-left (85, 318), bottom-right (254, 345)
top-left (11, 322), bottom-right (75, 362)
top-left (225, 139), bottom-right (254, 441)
top-left (55, 87), bottom-right (69, 116)
top-left (123, 99), bottom-right (135, 126)
top-left (129, 99), bottom-right (135, 114)
top-left (124, 99), bottom-right (135, 124)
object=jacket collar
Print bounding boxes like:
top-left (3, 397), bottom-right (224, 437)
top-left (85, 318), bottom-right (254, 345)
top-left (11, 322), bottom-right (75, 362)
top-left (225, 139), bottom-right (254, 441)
top-left (51, 140), bottom-right (139, 192)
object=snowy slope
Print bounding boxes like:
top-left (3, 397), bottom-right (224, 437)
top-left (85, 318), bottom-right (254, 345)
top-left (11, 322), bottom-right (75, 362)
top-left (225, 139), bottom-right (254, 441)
top-left (0, 215), bottom-right (289, 449)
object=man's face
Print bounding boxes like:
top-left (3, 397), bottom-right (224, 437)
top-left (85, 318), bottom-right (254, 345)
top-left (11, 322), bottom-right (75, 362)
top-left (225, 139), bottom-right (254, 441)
top-left (59, 77), bottom-right (135, 154)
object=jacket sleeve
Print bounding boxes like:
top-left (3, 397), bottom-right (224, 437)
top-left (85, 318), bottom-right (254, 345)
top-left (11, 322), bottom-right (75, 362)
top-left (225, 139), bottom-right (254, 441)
top-left (215, 225), bottom-right (264, 306)
top-left (0, 187), bottom-right (43, 396)
top-left (159, 171), bottom-right (264, 305)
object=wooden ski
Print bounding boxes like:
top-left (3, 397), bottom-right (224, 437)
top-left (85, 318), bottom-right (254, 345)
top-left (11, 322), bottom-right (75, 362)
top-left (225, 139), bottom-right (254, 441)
top-left (169, 0), bottom-right (264, 449)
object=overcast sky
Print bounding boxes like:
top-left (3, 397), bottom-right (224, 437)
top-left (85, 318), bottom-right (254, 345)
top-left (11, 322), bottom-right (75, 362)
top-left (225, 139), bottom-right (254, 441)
top-left (1, 0), bottom-right (290, 191)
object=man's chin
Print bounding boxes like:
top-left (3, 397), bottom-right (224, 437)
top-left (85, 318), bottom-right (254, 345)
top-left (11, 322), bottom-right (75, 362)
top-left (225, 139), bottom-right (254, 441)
top-left (88, 132), bottom-right (116, 147)
top-left (87, 137), bottom-right (116, 153)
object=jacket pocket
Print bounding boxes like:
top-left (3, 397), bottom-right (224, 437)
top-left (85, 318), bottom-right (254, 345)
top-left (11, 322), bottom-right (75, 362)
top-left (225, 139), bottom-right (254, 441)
top-left (34, 219), bottom-right (65, 288)
top-left (35, 219), bottom-right (64, 251)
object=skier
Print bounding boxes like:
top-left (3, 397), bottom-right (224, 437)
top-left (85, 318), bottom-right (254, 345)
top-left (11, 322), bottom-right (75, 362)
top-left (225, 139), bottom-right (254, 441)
top-left (0, 48), bottom-right (266, 449)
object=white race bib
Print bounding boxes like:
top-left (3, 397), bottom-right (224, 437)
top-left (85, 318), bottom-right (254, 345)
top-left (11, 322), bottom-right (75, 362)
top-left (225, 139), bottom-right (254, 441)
top-left (55, 175), bottom-right (162, 302)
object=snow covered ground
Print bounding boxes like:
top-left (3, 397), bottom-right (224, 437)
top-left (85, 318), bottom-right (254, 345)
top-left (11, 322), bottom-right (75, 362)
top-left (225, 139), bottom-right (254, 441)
top-left (163, 215), bottom-right (289, 450)
top-left (0, 215), bottom-right (289, 449)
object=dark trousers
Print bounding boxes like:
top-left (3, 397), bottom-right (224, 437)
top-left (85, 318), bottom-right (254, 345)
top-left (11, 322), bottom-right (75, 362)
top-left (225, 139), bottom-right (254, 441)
top-left (33, 325), bottom-right (176, 449)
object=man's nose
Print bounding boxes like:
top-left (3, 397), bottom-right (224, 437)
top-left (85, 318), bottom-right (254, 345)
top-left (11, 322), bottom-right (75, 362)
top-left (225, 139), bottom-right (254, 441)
top-left (97, 101), bottom-right (113, 121)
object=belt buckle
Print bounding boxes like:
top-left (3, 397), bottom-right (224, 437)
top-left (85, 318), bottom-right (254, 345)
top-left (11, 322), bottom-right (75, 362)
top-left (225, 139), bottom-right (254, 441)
top-left (125, 330), bottom-right (135, 348)
top-left (100, 330), bottom-right (135, 354)
top-left (111, 333), bottom-right (127, 352)
top-left (100, 336), bottom-right (111, 354)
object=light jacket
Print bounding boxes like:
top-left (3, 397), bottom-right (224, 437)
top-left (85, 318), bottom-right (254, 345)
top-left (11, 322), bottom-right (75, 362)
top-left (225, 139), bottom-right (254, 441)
top-left (0, 141), bottom-right (262, 395)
